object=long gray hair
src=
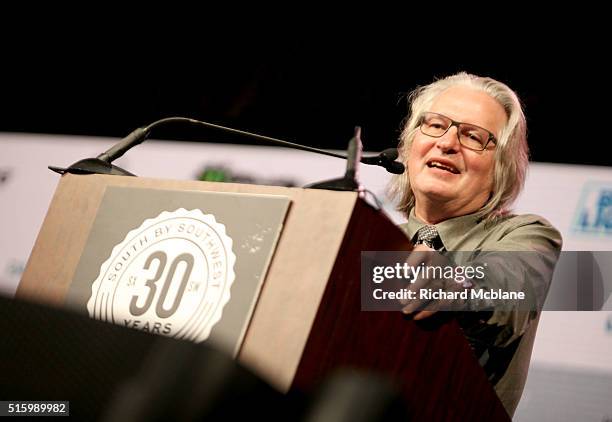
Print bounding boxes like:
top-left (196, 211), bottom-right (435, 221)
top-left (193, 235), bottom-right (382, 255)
top-left (388, 72), bottom-right (528, 222)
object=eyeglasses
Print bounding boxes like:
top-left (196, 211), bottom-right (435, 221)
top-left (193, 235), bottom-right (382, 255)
top-left (419, 112), bottom-right (497, 151)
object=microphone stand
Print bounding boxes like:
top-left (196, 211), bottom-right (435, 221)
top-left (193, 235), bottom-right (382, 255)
top-left (49, 117), bottom-right (404, 190)
top-left (48, 157), bottom-right (136, 177)
top-left (306, 127), bottom-right (362, 191)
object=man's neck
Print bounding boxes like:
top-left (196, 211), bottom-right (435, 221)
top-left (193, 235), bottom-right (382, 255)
top-left (414, 201), bottom-right (478, 225)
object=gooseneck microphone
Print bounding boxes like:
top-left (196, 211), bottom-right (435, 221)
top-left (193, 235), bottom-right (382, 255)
top-left (49, 117), bottom-right (405, 176)
top-left (361, 148), bottom-right (405, 175)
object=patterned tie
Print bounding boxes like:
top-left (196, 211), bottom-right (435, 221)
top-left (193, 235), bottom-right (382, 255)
top-left (415, 225), bottom-right (440, 249)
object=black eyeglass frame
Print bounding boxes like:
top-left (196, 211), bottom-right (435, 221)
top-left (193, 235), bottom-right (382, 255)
top-left (419, 112), bottom-right (498, 151)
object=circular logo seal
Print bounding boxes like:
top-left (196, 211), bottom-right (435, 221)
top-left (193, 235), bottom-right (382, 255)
top-left (87, 208), bottom-right (236, 342)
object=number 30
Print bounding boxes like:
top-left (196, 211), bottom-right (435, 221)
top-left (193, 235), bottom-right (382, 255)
top-left (129, 251), bottom-right (194, 318)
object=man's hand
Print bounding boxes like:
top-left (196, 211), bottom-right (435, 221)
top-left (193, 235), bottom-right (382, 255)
top-left (400, 244), bottom-right (472, 319)
top-left (402, 244), bottom-right (438, 320)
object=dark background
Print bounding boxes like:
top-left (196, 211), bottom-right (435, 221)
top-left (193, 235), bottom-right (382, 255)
top-left (1, 34), bottom-right (607, 167)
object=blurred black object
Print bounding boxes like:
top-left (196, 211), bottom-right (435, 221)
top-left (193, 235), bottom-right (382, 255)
top-left (0, 296), bottom-right (291, 420)
top-left (303, 370), bottom-right (409, 422)
top-left (0, 296), bottom-right (408, 421)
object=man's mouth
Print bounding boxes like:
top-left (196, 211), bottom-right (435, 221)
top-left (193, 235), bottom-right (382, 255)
top-left (426, 160), bottom-right (460, 174)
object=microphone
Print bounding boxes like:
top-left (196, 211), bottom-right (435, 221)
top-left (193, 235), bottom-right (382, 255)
top-left (49, 117), bottom-right (405, 176)
top-left (96, 127), bottom-right (149, 164)
top-left (361, 148), bottom-right (405, 174)
top-left (345, 126), bottom-right (362, 182)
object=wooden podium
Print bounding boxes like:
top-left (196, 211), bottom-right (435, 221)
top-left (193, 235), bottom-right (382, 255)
top-left (18, 173), bottom-right (509, 421)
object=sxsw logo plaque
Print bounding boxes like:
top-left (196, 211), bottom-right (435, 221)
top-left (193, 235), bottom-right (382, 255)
top-left (87, 208), bottom-right (236, 342)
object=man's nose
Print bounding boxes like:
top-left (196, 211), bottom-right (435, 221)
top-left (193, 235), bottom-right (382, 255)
top-left (436, 126), bottom-right (460, 152)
